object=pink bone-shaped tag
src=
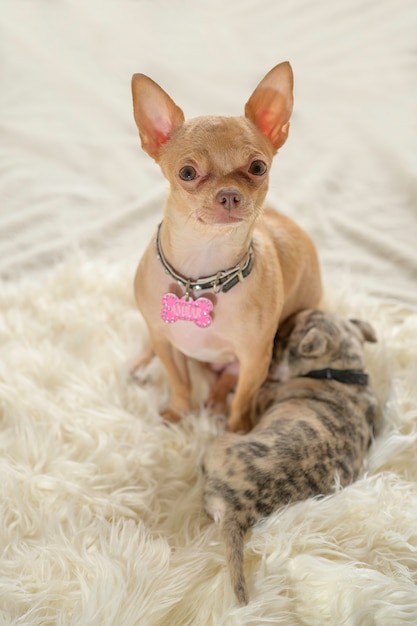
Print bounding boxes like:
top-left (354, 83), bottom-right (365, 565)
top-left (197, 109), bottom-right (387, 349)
top-left (160, 293), bottom-right (213, 328)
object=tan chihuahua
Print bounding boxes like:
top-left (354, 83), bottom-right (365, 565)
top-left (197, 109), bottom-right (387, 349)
top-left (131, 62), bottom-right (322, 432)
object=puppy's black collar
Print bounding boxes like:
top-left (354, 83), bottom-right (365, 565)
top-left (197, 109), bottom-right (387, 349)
top-left (156, 222), bottom-right (254, 295)
top-left (303, 368), bottom-right (369, 386)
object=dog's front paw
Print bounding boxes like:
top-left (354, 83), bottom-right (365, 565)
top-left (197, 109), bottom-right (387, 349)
top-left (161, 407), bottom-right (183, 424)
top-left (226, 414), bottom-right (252, 434)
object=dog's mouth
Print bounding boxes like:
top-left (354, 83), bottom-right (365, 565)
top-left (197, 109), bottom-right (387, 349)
top-left (198, 214), bottom-right (244, 226)
top-left (196, 205), bottom-right (250, 226)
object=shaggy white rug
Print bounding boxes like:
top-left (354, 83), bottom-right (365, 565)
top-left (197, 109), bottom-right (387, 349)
top-left (1, 255), bottom-right (416, 625)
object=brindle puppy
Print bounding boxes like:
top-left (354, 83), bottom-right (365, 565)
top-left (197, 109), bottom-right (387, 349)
top-left (202, 309), bottom-right (378, 605)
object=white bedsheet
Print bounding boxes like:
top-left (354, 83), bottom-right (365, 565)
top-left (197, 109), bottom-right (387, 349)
top-left (1, 0), bottom-right (416, 308)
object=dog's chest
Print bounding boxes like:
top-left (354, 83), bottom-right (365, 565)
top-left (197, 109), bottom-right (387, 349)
top-left (140, 253), bottom-right (248, 364)
top-left (161, 289), bottom-right (241, 364)
top-left (165, 320), bottom-right (235, 364)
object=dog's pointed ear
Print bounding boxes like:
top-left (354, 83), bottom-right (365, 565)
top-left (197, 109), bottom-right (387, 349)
top-left (244, 62), bottom-right (294, 152)
top-left (298, 328), bottom-right (328, 357)
top-left (131, 74), bottom-right (185, 160)
top-left (350, 319), bottom-right (378, 343)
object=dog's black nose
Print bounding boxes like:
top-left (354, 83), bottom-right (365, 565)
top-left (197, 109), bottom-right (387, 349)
top-left (216, 188), bottom-right (242, 210)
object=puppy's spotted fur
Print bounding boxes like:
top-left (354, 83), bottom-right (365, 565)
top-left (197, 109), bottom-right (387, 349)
top-left (202, 309), bottom-right (378, 605)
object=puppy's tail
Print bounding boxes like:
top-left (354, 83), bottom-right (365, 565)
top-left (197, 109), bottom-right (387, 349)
top-left (222, 512), bottom-right (249, 605)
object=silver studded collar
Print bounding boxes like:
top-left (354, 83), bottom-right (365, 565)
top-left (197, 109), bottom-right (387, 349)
top-left (156, 222), bottom-right (254, 296)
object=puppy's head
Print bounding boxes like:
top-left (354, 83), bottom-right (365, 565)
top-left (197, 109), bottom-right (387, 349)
top-left (131, 63), bottom-right (293, 229)
top-left (270, 309), bottom-right (377, 382)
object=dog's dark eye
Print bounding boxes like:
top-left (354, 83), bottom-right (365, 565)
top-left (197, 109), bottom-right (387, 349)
top-left (249, 160), bottom-right (267, 176)
top-left (179, 166), bottom-right (197, 181)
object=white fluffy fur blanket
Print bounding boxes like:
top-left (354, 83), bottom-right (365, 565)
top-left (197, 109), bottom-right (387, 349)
top-left (1, 256), bottom-right (416, 625)
top-left (1, 0), bottom-right (417, 622)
